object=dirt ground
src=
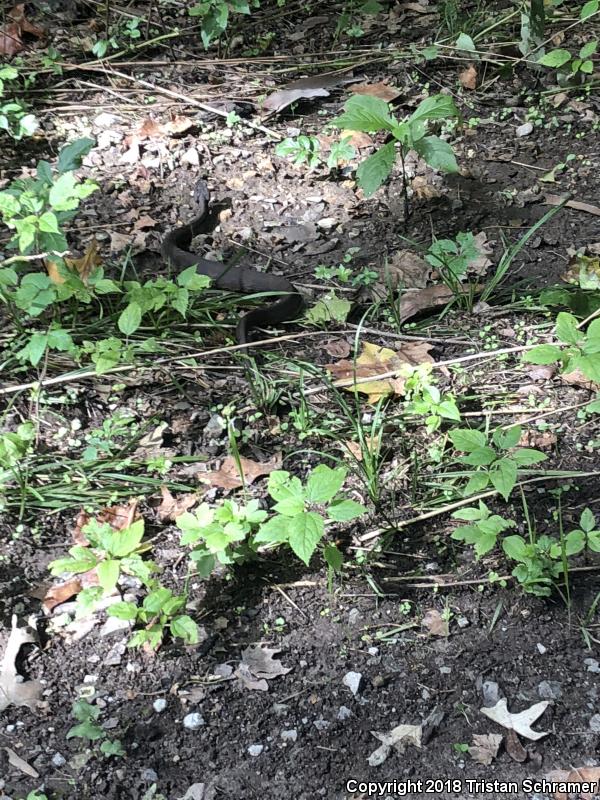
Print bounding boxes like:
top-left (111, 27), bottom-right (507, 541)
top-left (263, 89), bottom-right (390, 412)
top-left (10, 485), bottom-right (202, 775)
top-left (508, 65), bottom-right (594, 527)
top-left (2, 2), bottom-right (600, 799)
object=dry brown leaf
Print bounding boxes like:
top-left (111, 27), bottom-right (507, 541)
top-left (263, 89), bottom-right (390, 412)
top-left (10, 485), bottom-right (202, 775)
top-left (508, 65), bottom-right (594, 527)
top-left (560, 366), bottom-right (599, 391)
top-left (73, 500), bottom-right (140, 544)
top-left (546, 767), bottom-right (600, 800)
top-left (235, 645), bottom-right (291, 691)
top-left (421, 608), bottom-right (449, 637)
top-left (469, 733), bottom-right (502, 765)
top-left (42, 576), bottom-right (84, 613)
top-left (157, 487), bottom-right (199, 521)
top-left (504, 728), bottom-right (527, 762)
top-left (323, 338), bottom-right (351, 358)
top-left (0, 5), bottom-right (44, 56)
top-left (371, 249), bottom-right (432, 298)
top-left (545, 194), bottom-right (600, 217)
top-left (198, 454), bottom-right (282, 491)
top-left (459, 64), bottom-right (478, 90)
top-left (327, 340), bottom-right (434, 403)
top-left (399, 284), bottom-right (474, 322)
top-left (351, 81), bottom-right (401, 102)
top-left (4, 746), bottom-right (39, 778)
top-left (518, 429), bottom-right (557, 450)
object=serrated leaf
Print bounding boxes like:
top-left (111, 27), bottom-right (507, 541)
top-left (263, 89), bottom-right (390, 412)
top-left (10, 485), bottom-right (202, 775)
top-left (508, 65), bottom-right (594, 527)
top-left (108, 519), bottom-right (144, 557)
top-left (490, 458), bottom-right (517, 500)
top-left (511, 448), bottom-right (547, 466)
top-left (323, 543), bottom-right (344, 572)
top-left (556, 311), bottom-right (582, 345)
top-left (107, 601), bottom-right (138, 620)
top-left (448, 428), bottom-right (487, 452)
top-left (288, 512), bottom-right (324, 565)
top-left (118, 301), bottom-right (142, 335)
top-left (492, 425), bottom-right (521, 450)
top-left (502, 534), bottom-right (528, 561)
top-left (538, 48), bottom-right (571, 67)
top-left (96, 559), bottom-right (120, 593)
top-left (333, 94), bottom-right (396, 133)
top-left (306, 465), bottom-right (346, 504)
top-left (170, 615), bottom-right (199, 643)
top-left (57, 137), bottom-right (95, 173)
top-left (356, 141), bottom-right (396, 196)
top-left (522, 344), bottom-right (562, 364)
top-left (328, 498), bottom-right (366, 522)
top-left (413, 136), bottom-right (458, 173)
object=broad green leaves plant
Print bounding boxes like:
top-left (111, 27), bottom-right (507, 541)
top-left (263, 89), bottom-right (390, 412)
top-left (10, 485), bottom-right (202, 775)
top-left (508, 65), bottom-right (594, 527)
top-left (0, 65), bottom-right (38, 140)
top-left (451, 500), bottom-right (515, 557)
top-left (0, 422), bottom-right (35, 511)
top-left (522, 311), bottom-right (600, 383)
top-left (502, 534), bottom-right (562, 597)
top-left (68, 700), bottom-right (125, 757)
top-left (403, 364), bottom-right (460, 433)
top-left (538, 39), bottom-right (597, 77)
top-left (276, 134), bottom-right (356, 171)
top-left (449, 425), bottom-right (546, 500)
top-left (189, 0), bottom-right (253, 48)
top-left (332, 93), bottom-right (459, 196)
top-left (108, 585), bottom-right (198, 649)
top-left (177, 465), bottom-right (366, 576)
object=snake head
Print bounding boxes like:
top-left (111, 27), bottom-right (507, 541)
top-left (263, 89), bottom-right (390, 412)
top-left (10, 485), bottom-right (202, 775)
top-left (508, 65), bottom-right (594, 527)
top-left (193, 179), bottom-right (210, 206)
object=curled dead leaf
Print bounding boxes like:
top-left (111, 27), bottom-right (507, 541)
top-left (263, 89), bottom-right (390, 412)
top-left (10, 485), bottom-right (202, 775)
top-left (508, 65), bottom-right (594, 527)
top-left (198, 454), bottom-right (282, 491)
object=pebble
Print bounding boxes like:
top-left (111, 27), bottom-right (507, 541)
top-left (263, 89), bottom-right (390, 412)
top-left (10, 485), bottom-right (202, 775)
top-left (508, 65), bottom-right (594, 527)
top-left (281, 728), bottom-right (298, 742)
top-left (482, 680), bottom-right (500, 706)
top-left (337, 706), bottom-right (352, 721)
top-left (141, 768), bottom-right (158, 782)
top-left (348, 608), bottom-right (361, 625)
top-left (343, 671), bottom-right (362, 696)
top-left (585, 658), bottom-right (600, 674)
top-left (457, 616), bottom-right (469, 628)
top-left (153, 699), bottom-right (167, 713)
top-left (536, 643), bottom-right (547, 655)
top-left (247, 744), bottom-right (263, 757)
top-left (516, 122), bottom-right (534, 137)
top-left (51, 752), bottom-right (66, 767)
top-left (313, 718), bottom-right (330, 731)
top-left (589, 714), bottom-right (600, 733)
top-left (183, 713), bottom-right (205, 730)
top-left (538, 680), bottom-right (562, 700)
top-left (367, 647), bottom-right (379, 656)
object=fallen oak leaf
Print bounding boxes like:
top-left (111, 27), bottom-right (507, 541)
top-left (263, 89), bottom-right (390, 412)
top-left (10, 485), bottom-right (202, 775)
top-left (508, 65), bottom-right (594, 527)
top-left (480, 698), bottom-right (550, 741)
top-left (351, 81), bottom-right (401, 102)
top-left (546, 766), bottom-right (600, 800)
top-left (368, 722), bottom-right (422, 766)
top-left (198, 453), bottom-right (282, 491)
top-left (0, 4), bottom-right (44, 56)
top-left (157, 487), bottom-right (199, 521)
top-left (262, 71), bottom-right (360, 115)
top-left (0, 616), bottom-right (42, 713)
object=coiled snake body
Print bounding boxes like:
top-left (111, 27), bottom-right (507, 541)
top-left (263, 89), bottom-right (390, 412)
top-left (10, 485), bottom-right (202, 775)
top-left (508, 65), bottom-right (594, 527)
top-left (161, 182), bottom-right (304, 344)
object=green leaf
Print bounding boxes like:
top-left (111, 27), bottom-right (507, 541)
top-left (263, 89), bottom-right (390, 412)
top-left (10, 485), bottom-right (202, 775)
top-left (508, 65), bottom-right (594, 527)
top-left (579, 40), bottom-right (597, 59)
top-left (522, 344), bottom-right (562, 364)
top-left (581, 0), bottom-right (599, 19)
top-left (57, 137), bottom-right (95, 173)
top-left (572, 354), bottom-right (600, 382)
top-left (460, 446), bottom-right (496, 466)
top-left (108, 519), bottom-right (144, 557)
top-left (332, 94), bottom-right (396, 133)
top-left (170, 615), bottom-right (199, 643)
top-left (455, 32), bottom-right (476, 53)
top-left (306, 465), bottom-right (346, 504)
top-left (118, 301), bottom-right (142, 335)
top-left (253, 514), bottom-right (292, 544)
top-left (49, 545), bottom-right (98, 575)
top-left (502, 534), bottom-right (528, 561)
top-left (510, 448), bottom-right (547, 466)
top-left (327, 498), bottom-right (366, 522)
top-left (19, 332), bottom-right (48, 366)
top-left (107, 601), bottom-right (138, 620)
top-left (464, 472), bottom-right (490, 495)
top-left (556, 311), bottom-right (582, 344)
top-left (48, 172), bottom-right (79, 211)
top-left (563, 530), bottom-right (585, 556)
top-left (413, 136), bottom-right (458, 173)
top-left (323, 543), bottom-right (344, 572)
top-left (96, 559), bottom-right (120, 593)
top-left (306, 291), bottom-right (352, 324)
top-left (288, 512), bottom-right (324, 565)
top-left (538, 48), bottom-right (572, 67)
top-left (492, 425), bottom-right (521, 450)
top-left (473, 530), bottom-right (497, 557)
top-left (0, 191), bottom-right (21, 217)
top-left (143, 587), bottom-right (172, 614)
top-left (580, 507), bottom-right (596, 533)
top-left (452, 505), bottom-right (486, 522)
top-left (409, 94), bottom-right (459, 124)
top-left (448, 428), bottom-right (487, 452)
top-left (356, 141), bottom-right (396, 197)
top-left (490, 458), bottom-right (517, 501)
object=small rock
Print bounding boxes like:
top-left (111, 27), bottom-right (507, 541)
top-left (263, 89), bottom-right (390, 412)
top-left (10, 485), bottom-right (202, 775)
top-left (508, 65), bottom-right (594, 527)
top-left (457, 616), bottom-right (469, 628)
top-left (100, 616), bottom-right (131, 637)
top-left (313, 718), bottom-right (330, 731)
top-left (51, 752), bottom-right (66, 767)
top-left (247, 744), bottom-right (263, 757)
top-left (536, 643), bottom-right (547, 655)
top-left (516, 122), bottom-right (533, 137)
top-left (214, 663), bottom-right (233, 678)
top-left (482, 681), bottom-right (500, 706)
top-left (348, 608), bottom-right (361, 625)
top-left (342, 671), bottom-right (362, 696)
top-left (94, 112), bottom-right (119, 128)
top-left (367, 646), bottom-right (379, 656)
top-left (281, 729), bottom-right (297, 742)
top-left (204, 414), bottom-right (225, 438)
top-left (439, 666), bottom-right (451, 675)
top-left (589, 714), bottom-right (600, 733)
top-left (585, 658), bottom-right (600, 674)
top-left (104, 641), bottom-right (126, 667)
top-left (183, 713), bottom-right (205, 730)
top-left (317, 217), bottom-right (338, 231)
top-left (141, 768), bottom-right (158, 782)
top-left (153, 699), bottom-right (167, 713)
top-left (337, 706), bottom-right (352, 721)
top-left (538, 680), bottom-right (562, 700)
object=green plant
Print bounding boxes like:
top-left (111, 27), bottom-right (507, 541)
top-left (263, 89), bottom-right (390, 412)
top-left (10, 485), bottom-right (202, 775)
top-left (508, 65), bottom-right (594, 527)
top-left (68, 699), bottom-right (125, 757)
top-left (189, 0), bottom-right (254, 48)
top-left (177, 465), bottom-right (366, 577)
top-left (451, 500), bottom-right (516, 557)
top-left (276, 135), bottom-right (321, 169)
top-left (448, 425), bottom-right (546, 500)
top-left (315, 247), bottom-right (377, 287)
top-left (502, 533), bottom-right (563, 597)
top-left (0, 65), bottom-right (38, 139)
top-left (425, 231), bottom-right (480, 306)
top-left (0, 421), bottom-right (35, 514)
top-left (523, 312), bottom-right (600, 383)
top-left (403, 363), bottom-right (460, 433)
top-left (538, 40), bottom-right (597, 79)
top-left (49, 517), bottom-right (199, 648)
top-left (331, 93), bottom-right (459, 199)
